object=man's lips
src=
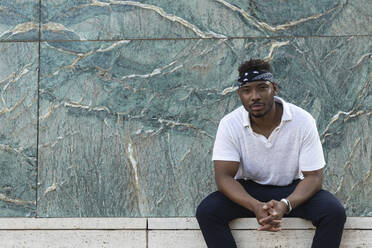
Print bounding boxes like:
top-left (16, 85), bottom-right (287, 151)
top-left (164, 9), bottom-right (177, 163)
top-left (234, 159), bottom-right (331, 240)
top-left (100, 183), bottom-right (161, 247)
top-left (250, 103), bottom-right (264, 111)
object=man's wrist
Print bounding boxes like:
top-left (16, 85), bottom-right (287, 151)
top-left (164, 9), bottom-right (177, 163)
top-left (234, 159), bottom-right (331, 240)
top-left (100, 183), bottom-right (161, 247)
top-left (280, 198), bottom-right (292, 214)
top-left (250, 200), bottom-right (262, 213)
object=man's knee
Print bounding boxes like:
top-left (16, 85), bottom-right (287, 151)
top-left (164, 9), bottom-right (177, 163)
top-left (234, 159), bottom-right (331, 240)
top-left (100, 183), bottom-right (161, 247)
top-left (330, 200), bottom-right (346, 225)
top-left (196, 192), bottom-right (225, 222)
top-left (317, 191), bottom-right (346, 225)
top-left (195, 200), bottom-right (207, 221)
top-left (196, 195), bottom-right (215, 221)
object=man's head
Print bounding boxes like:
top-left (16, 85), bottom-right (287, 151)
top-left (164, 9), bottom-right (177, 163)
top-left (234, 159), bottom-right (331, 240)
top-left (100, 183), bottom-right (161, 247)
top-left (237, 59), bottom-right (278, 118)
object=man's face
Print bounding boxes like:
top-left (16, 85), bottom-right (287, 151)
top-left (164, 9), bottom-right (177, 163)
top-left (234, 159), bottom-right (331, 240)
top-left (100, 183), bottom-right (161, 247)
top-left (237, 81), bottom-right (278, 118)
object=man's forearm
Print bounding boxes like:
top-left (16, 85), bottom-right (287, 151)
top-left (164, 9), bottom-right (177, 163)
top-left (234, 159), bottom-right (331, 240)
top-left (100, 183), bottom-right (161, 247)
top-left (216, 176), bottom-right (259, 212)
top-left (214, 162), bottom-right (282, 232)
top-left (287, 173), bottom-right (323, 209)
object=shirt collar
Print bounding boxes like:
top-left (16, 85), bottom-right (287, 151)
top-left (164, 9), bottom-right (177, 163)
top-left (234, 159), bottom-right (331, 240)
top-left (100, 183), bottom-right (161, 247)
top-left (242, 96), bottom-right (293, 128)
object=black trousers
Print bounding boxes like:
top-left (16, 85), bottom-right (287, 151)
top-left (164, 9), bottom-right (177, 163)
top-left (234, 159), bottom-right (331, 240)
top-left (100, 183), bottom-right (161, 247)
top-left (196, 179), bottom-right (346, 248)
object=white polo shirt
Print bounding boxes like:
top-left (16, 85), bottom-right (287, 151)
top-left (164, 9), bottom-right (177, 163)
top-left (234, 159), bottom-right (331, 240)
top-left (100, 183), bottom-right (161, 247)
top-left (212, 96), bottom-right (325, 186)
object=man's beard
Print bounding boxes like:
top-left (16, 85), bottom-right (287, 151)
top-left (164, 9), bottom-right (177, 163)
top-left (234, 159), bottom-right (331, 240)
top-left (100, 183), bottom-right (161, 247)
top-left (249, 100), bottom-right (274, 118)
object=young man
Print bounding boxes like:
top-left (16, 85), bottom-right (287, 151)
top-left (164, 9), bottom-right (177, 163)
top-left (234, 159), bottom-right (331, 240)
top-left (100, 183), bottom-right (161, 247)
top-left (196, 59), bottom-right (346, 248)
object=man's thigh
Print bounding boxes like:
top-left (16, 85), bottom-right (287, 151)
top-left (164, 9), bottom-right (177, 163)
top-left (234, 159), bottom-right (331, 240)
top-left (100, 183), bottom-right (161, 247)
top-left (197, 179), bottom-right (301, 222)
top-left (288, 189), bottom-right (345, 223)
top-left (197, 191), bottom-right (255, 222)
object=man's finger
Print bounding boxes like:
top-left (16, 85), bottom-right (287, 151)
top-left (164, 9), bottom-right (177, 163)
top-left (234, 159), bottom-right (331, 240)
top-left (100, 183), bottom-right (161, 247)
top-left (258, 224), bottom-right (281, 232)
top-left (272, 221), bottom-right (281, 228)
top-left (271, 219), bottom-right (282, 224)
top-left (267, 201), bottom-right (274, 208)
top-left (268, 208), bottom-right (279, 218)
top-left (257, 224), bottom-right (271, 231)
top-left (258, 215), bottom-right (274, 225)
top-left (269, 227), bottom-right (281, 232)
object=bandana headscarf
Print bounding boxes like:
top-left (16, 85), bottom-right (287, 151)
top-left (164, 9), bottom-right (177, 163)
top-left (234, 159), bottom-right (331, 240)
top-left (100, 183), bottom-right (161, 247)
top-left (237, 70), bottom-right (274, 87)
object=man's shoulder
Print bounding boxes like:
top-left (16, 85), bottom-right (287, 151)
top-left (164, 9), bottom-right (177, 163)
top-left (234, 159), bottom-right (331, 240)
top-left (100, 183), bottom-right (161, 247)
top-left (286, 101), bottom-right (315, 123)
top-left (220, 106), bottom-right (245, 124)
top-left (284, 101), bottom-right (318, 134)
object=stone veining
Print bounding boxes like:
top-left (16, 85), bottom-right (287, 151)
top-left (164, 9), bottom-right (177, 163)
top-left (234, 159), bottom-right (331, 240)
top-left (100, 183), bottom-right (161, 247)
top-left (264, 41), bottom-right (290, 61)
top-left (48, 0), bottom-right (227, 39)
top-left (0, 22), bottom-right (38, 39)
top-left (1, 1), bottom-right (371, 217)
top-left (0, 193), bottom-right (35, 206)
top-left (214, 0), bottom-right (340, 33)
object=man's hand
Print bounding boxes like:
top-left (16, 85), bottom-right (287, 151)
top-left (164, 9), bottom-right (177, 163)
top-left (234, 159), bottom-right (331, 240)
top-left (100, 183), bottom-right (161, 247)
top-left (253, 201), bottom-right (281, 232)
top-left (254, 200), bottom-right (288, 232)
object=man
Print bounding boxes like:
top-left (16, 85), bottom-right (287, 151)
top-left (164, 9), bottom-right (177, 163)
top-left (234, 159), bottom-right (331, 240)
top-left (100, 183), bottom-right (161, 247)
top-left (196, 59), bottom-right (346, 248)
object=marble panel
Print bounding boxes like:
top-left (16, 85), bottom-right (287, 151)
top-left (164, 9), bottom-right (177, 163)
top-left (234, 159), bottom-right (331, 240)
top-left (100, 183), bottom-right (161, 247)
top-left (0, 0), bottom-right (39, 41)
top-left (38, 37), bottom-right (371, 217)
top-left (0, 42), bottom-right (38, 216)
top-left (218, 0), bottom-right (372, 36)
top-left (40, 0), bottom-right (371, 40)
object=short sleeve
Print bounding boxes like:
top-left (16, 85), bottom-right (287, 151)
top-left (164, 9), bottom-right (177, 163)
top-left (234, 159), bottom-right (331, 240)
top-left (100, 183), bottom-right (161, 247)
top-left (299, 118), bottom-right (326, 171)
top-left (212, 119), bottom-right (240, 162)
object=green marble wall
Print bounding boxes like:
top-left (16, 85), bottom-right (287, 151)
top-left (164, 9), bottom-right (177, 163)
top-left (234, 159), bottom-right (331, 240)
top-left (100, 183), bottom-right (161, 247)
top-left (0, 0), bottom-right (370, 217)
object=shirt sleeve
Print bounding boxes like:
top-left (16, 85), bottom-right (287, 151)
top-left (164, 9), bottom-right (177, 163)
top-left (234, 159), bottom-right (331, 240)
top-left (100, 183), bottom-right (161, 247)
top-left (212, 119), bottom-right (241, 162)
top-left (299, 118), bottom-right (326, 171)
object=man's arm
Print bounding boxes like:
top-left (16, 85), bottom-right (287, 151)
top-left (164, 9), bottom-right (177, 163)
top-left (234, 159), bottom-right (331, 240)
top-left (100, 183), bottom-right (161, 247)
top-left (214, 160), bottom-right (281, 231)
top-left (286, 117), bottom-right (325, 209)
top-left (287, 168), bottom-right (323, 209)
top-left (258, 168), bottom-right (323, 227)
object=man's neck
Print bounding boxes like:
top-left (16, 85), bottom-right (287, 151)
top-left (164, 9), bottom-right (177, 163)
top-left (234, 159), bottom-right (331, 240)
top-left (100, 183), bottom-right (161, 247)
top-left (250, 102), bottom-right (283, 130)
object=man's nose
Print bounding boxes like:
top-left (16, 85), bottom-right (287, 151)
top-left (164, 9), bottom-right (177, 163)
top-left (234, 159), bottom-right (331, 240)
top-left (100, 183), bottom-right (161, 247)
top-left (251, 89), bottom-right (261, 101)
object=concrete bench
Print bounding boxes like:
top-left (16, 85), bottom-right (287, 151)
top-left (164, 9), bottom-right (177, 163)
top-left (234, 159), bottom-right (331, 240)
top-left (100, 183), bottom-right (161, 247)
top-left (0, 217), bottom-right (371, 247)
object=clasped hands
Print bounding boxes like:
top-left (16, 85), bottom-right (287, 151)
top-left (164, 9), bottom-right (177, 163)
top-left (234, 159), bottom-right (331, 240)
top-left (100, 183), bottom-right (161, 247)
top-left (253, 200), bottom-right (288, 232)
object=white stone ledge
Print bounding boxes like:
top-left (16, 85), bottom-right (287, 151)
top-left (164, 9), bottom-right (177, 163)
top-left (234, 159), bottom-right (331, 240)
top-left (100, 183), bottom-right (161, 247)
top-left (0, 217), bottom-right (370, 230)
top-left (0, 217), bottom-right (370, 248)
top-left (148, 217), bottom-right (372, 230)
top-left (1, 230), bottom-right (146, 248)
top-left (148, 230), bottom-right (372, 248)
top-left (147, 217), bottom-right (372, 248)
top-left (0, 218), bottom-right (147, 230)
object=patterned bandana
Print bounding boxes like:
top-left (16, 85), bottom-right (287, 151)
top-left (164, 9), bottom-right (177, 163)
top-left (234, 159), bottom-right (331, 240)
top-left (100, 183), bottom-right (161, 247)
top-left (237, 70), bottom-right (274, 87)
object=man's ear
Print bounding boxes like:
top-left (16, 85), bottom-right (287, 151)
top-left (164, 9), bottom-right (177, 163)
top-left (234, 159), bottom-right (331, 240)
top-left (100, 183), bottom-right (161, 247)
top-left (272, 83), bottom-right (279, 95)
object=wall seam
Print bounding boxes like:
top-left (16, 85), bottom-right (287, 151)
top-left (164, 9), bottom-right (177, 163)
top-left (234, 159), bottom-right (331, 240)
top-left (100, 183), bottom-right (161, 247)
top-left (0, 34), bottom-right (371, 43)
top-left (146, 218), bottom-right (149, 248)
top-left (35, 0), bottom-right (41, 218)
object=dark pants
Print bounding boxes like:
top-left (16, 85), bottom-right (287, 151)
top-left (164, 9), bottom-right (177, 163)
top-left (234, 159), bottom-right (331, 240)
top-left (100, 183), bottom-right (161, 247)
top-left (196, 179), bottom-right (346, 248)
